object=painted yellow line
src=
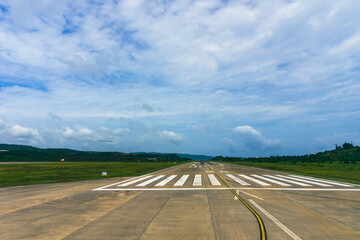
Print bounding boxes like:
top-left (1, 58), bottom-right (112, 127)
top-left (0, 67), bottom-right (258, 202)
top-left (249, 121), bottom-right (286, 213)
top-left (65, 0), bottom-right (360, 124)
top-left (214, 173), bottom-right (267, 240)
top-left (249, 199), bottom-right (302, 240)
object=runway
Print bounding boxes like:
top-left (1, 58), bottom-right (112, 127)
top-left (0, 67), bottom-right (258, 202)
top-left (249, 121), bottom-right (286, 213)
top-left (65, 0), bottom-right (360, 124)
top-left (0, 162), bottom-right (359, 239)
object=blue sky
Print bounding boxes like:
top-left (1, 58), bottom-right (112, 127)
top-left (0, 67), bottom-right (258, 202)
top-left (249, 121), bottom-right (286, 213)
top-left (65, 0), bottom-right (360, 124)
top-left (0, 0), bottom-right (360, 157)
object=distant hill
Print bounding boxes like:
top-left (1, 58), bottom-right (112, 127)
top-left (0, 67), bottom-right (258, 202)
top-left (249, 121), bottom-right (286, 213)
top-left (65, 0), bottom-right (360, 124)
top-left (5, 143), bottom-right (358, 164)
top-left (0, 144), bottom-right (189, 162)
top-left (176, 153), bottom-right (213, 160)
top-left (133, 152), bottom-right (213, 160)
top-left (212, 142), bottom-right (360, 163)
top-left (0, 144), bottom-right (41, 151)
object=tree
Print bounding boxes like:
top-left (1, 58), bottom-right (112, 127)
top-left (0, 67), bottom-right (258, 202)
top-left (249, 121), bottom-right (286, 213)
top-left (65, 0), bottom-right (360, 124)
top-left (342, 142), bottom-right (354, 149)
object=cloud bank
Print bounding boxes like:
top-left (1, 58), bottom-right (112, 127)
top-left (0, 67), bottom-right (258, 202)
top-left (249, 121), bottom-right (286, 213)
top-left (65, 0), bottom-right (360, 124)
top-left (1, 0), bottom-right (360, 156)
top-left (233, 125), bottom-right (280, 150)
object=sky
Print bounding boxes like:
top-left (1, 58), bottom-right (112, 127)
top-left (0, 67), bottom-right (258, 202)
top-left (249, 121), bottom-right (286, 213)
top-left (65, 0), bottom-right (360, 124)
top-left (0, 0), bottom-right (360, 157)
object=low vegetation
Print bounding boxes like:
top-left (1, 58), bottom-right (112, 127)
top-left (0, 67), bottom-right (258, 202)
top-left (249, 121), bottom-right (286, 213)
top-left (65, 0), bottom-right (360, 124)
top-left (1, 142), bottom-right (359, 186)
top-left (0, 162), bottom-right (181, 187)
top-left (225, 161), bottom-right (360, 184)
top-left (213, 142), bottom-right (360, 164)
top-left (213, 142), bottom-right (360, 184)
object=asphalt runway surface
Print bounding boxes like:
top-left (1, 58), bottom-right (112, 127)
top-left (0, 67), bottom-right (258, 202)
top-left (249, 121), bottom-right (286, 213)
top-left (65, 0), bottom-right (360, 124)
top-left (1, 162), bottom-right (359, 239)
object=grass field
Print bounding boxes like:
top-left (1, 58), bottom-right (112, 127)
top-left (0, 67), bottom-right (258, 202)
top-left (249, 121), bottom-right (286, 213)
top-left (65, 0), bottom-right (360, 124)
top-left (0, 162), bottom-right (183, 187)
top-left (228, 161), bottom-right (360, 185)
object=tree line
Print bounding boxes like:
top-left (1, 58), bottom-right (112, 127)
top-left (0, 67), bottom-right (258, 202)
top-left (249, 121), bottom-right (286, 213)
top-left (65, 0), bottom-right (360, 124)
top-left (0, 144), bottom-right (189, 162)
top-left (212, 142), bottom-right (360, 164)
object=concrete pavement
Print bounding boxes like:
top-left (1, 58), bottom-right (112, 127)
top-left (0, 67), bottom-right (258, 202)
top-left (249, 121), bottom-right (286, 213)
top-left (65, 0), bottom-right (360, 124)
top-left (0, 162), bottom-right (359, 239)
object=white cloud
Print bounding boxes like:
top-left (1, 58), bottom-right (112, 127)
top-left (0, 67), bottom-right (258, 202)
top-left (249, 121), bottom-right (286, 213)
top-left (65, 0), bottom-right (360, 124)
top-left (61, 126), bottom-right (107, 142)
top-left (8, 124), bottom-right (39, 138)
top-left (0, 1), bottom-right (359, 156)
top-left (160, 130), bottom-right (183, 145)
top-left (234, 125), bottom-right (262, 137)
top-left (78, 127), bottom-right (92, 135)
top-left (62, 127), bottom-right (75, 138)
top-left (233, 125), bottom-right (280, 150)
top-left (114, 128), bottom-right (130, 135)
top-left (59, 126), bottom-right (115, 144)
top-left (0, 119), bottom-right (40, 143)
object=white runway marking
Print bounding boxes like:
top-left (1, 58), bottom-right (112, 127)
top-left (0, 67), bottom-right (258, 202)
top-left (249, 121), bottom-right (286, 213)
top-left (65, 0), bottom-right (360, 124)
top-left (208, 174), bottom-right (221, 186)
top-left (252, 174), bottom-right (291, 187)
top-left (118, 175), bottom-right (154, 187)
top-left (92, 163), bottom-right (181, 191)
top-left (94, 187), bottom-right (360, 191)
top-left (226, 174), bottom-right (251, 186)
top-left (289, 175), bottom-right (353, 187)
top-left (239, 174), bottom-right (271, 186)
top-left (249, 199), bottom-right (302, 240)
top-left (93, 176), bottom-right (143, 190)
top-left (93, 170), bottom-right (358, 192)
top-left (234, 190), bottom-right (264, 200)
top-left (278, 175), bottom-right (331, 187)
top-left (136, 175), bottom-right (165, 186)
top-left (193, 174), bottom-right (202, 186)
top-left (174, 175), bottom-right (189, 186)
top-left (265, 175), bottom-right (311, 186)
top-left (155, 175), bottom-right (177, 186)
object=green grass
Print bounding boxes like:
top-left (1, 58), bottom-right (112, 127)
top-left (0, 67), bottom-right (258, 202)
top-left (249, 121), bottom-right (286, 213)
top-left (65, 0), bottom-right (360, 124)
top-left (227, 161), bottom-right (360, 185)
top-left (0, 162), bottom-right (183, 187)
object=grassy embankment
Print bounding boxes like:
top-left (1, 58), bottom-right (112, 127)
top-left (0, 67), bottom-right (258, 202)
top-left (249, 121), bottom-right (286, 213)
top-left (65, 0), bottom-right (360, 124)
top-left (0, 162), bottom-right (182, 187)
top-left (214, 143), bottom-right (360, 185)
top-left (227, 161), bottom-right (360, 185)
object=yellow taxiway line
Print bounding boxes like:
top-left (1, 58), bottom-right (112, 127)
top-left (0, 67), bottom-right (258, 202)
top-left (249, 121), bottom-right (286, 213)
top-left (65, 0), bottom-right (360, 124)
top-left (214, 173), bottom-right (267, 240)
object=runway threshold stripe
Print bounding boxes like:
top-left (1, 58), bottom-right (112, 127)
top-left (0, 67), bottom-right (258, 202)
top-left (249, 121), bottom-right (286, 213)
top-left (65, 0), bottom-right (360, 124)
top-left (174, 175), bottom-right (189, 186)
top-left (93, 175), bottom-right (144, 190)
top-left (95, 187), bottom-right (360, 191)
top-left (277, 175), bottom-right (331, 187)
top-left (155, 175), bottom-right (177, 186)
top-left (193, 174), bottom-right (202, 186)
top-left (249, 199), bottom-right (301, 240)
top-left (239, 174), bottom-right (271, 186)
top-left (118, 175), bottom-right (154, 187)
top-left (251, 175), bottom-right (291, 187)
top-left (208, 174), bottom-right (221, 186)
top-left (226, 174), bottom-right (250, 186)
top-left (289, 175), bottom-right (353, 187)
top-left (136, 175), bottom-right (165, 186)
top-left (264, 175), bottom-right (311, 186)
